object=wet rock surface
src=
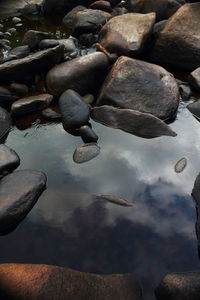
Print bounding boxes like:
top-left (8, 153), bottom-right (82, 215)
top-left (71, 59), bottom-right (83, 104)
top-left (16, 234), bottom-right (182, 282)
top-left (0, 145), bottom-right (20, 177)
top-left (73, 143), bottom-right (100, 163)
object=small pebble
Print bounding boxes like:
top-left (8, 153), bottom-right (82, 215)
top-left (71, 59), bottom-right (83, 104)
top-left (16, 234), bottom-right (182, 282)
top-left (174, 157), bottom-right (187, 173)
top-left (12, 17), bottom-right (21, 24)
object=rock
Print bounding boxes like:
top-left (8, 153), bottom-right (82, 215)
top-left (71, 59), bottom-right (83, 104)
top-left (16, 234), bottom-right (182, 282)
top-left (12, 17), bottom-right (21, 24)
top-left (46, 52), bottom-right (109, 97)
top-left (22, 30), bottom-right (50, 51)
top-left (126, 0), bottom-right (182, 22)
top-left (90, 1), bottom-right (112, 12)
top-left (96, 56), bottom-right (179, 120)
top-left (0, 170), bottom-right (47, 234)
top-left (10, 45), bottom-right (30, 59)
top-left (11, 94), bottom-right (53, 117)
top-left (0, 263), bottom-right (144, 300)
top-left (0, 39), bottom-right (11, 50)
top-left (155, 272), bottom-right (200, 300)
top-left (0, 86), bottom-right (18, 109)
top-left (58, 38), bottom-right (77, 54)
top-left (79, 33), bottom-right (98, 47)
top-left (192, 173), bottom-right (200, 255)
top-left (42, 107), bottom-right (61, 121)
top-left (0, 45), bottom-right (64, 84)
top-left (99, 13), bottom-right (155, 56)
top-left (189, 67), bottom-right (200, 91)
top-left (73, 143), bottom-right (100, 163)
top-left (174, 157), bottom-right (187, 173)
top-left (0, 145), bottom-right (20, 178)
top-left (152, 3), bottom-right (200, 71)
top-left (70, 9), bottom-right (111, 36)
top-left (9, 82), bottom-right (29, 97)
top-left (179, 83), bottom-right (191, 101)
top-left (79, 125), bottom-right (98, 143)
top-left (187, 99), bottom-right (200, 119)
top-left (0, 107), bottom-right (11, 141)
top-left (59, 89), bottom-right (90, 130)
top-left (83, 94), bottom-right (95, 105)
top-left (62, 5), bottom-right (86, 28)
top-left (96, 195), bottom-right (134, 206)
top-left (38, 39), bottom-right (60, 50)
top-left (91, 105), bottom-right (177, 138)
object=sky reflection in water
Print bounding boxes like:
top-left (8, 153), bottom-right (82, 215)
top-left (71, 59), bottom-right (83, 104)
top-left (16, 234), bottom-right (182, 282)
top-left (0, 103), bottom-right (200, 299)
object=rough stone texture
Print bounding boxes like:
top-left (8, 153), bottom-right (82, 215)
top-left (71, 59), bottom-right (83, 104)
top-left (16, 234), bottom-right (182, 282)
top-left (91, 105), bottom-right (177, 138)
top-left (0, 45), bottom-right (64, 84)
top-left (11, 94), bottom-right (53, 116)
top-left (126, 0), bottom-right (182, 22)
top-left (155, 272), bottom-right (200, 300)
top-left (9, 82), bottom-right (29, 97)
top-left (0, 170), bottom-right (47, 234)
top-left (0, 107), bottom-right (11, 141)
top-left (174, 157), bottom-right (187, 173)
top-left (96, 56), bottom-right (179, 120)
top-left (46, 52), bottom-right (109, 97)
top-left (59, 89), bottom-right (90, 130)
top-left (152, 3), bottom-right (200, 71)
top-left (22, 30), bottom-right (50, 51)
top-left (0, 145), bottom-right (20, 177)
top-left (99, 13), bottom-right (155, 56)
top-left (0, 264), bottom-right (144, 300)
top-left (189, 67), bottom-right (200, 91)
top-left (73, 143), bottom-right (100, 163)
top-left (187, 99), bottom-right (200, 118)
top-left (38, 39), bottom-right (60, 50)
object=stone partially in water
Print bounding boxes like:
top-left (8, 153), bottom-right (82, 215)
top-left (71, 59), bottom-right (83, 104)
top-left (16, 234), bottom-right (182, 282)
top-left (187, 99), bottom-right (200, 119)
top-left (91, 105), bottom-right (177, 139)
top-left (59, 89), bottom-right (90, 130)
top-left (0, 145), bottom-right (20, 178)
top-left (0, 264), bottom-right (144, 300)
top-left (42, 108), bottom-right (61, 121)
top-left (79, 125), bottom-right (99, 143)
top-left (155, 272), bottom-right (200, 300)
top-left (0, 170), bottom-right (47, 235)
top-left (0, 107), bottom-right (11, 141)
top-left (39, 39), bottom-right (60, 50)
top-left (96, 195), bottom-right (134, 207)
top-left (174, 157), bottom-right (187, 173)
top-left (73, 143), bottom-right (100, 163)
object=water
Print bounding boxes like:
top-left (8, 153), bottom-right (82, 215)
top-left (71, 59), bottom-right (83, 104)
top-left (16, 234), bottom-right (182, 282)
top-left (0, 101), bottom-right (199, 299)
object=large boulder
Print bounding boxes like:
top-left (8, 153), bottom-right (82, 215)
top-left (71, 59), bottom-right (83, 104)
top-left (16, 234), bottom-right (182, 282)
top-left (152, 3), bottom-right (200, 71)
top-left (91, 105), bottom-right (177, 138)
top-left (0, 107), bottom-right (11, 142)
top-left (0, 170), bottom-right (47, 235)
top-left (96, 56), bottom-right (179, 120)
top-left (46, 52), bottom-right (110, 97)
top-left (99, 13), bottom-right (155, 57)
top-left (0, 264), bottom-right (143, 300)
top-left (125, 0), bottom-right (182, 22)
top-left (155, 272), bottom-right (200, 300)
top-left (0, 45), bottom-right (64, 84)
top-left (0, 145), bottom-right (20, 178)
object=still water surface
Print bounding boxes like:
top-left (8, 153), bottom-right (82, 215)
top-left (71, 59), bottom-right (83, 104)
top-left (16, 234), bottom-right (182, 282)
top-left (0, 101), bottom-right (200, 299)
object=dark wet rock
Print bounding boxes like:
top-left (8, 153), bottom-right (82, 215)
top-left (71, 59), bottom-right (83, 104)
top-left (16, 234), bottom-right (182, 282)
top-left (79, 125), bottom-right (98, 143)
top-left (10, 45), bottom-right (30, 59)
top-left (192, 173), bottom-right (200, 254)
top-left (0, 145), bottom-right (20, 178)
top-left (152, 3), bottom-right (200, 71)
top-left (0, 86), bottom-right (18, 109)
top-left (187, 99), bottom-right (200, 119)
top-left (96, 56), bottom-right (179, 120)
top-left (174, 157), bottom-right (187, 173)
top-left (11, 94), bottom-right (53, 117)
top-left (42, 107), bottom-right (61, 121)
top-left (155, 272), bottom-right (200, 300)
top-left (79, 33), bottom-right (98, 47)
top-left (57, 38), bottom-right (77, 54)
top-left (0, 170), bottom-right (47, 235)
top-left (189, 67), bottom-right (200, 92)
top-left (46, 52), bottom-right (109, 97)
top-left (38, 39), bottom-right (59, 50)
top-left (0, 107), bottom-right (11, 141)
top-left (126, 0), bottom-right (182, 22)
top-left (70, 9), bottom-right (111, 36)
top-left (83, 94), bottom-right (95, 105)
top-left (62, 6), bottom-right (86, 28)
top-left (99, 13), bottom-right (155, 56)
top-left (90, 1), bottom-right (112, 12)
top-left (0, 263), bottom-right (143, 300)
top-left (0, 39), bottom-right (11, 50)
top-left (9, 82), bottom-right (29, 97)
top-left (96, 195), bottom-right (134, 207)
top-left (12, 17), bottom-right (21, 24)
top-left (91, 105), bottom-right (177, 139)
top-left (153, 20), bottom-right (167, 37)
top-left (73, 143), bottom-right (100, 163)
top-left (179, 83), bottom-right (192, 101)
top-left (0, 45), bottom-right (64, 84)
top-left (22, 30), bottom-right (50, 51)
top-left (59, 89), bottom-right (90, 130)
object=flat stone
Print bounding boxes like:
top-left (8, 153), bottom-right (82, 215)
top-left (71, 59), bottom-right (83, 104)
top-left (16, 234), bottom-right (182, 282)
top-left (0, 170), bottom-right (47, 234)
top-left (99, 13), bottom-right (155, 56)
top-left (174, 157), bottom-right (187, 173)
top-left (10, 45), bottom-right (30, 59)
top-left (0, 107), bottom-right (11, 141)
top-left (73, 143), bottom-right (100, 163)
top-left (96, 195), bottom-right (134, 207)
top-left (0, 145), bottom-right (20, 177)
top-left (11, 94), bottom-right (53, 117)
top-left (96, 56), bottom-right (179, 120)
top-left (0, 264), bottom-right (143, 299)
top-left (91, 105), bottom-right (177, 139)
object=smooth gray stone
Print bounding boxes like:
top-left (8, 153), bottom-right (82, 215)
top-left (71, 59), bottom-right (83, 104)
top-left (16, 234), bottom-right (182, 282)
top-left (22, 30), bottom-right (51, 51)
top-left (0, 145), bottom-right (20, 177)
top-left (38, 39), bottom-right (60, 50)
top-left (79, 125), bottom-right (98, 143)
top-left (0, 107), bottom-right (11, 141)
top-left (174, 157), bottom-right (187, 173)
top-left (10, 45), bottom-right (30, 59)
top-left (91, 105), bottom-right (177, 139)
top-left (0, 170), bottom-right (47, 235)
top-left (73, 143), bottom-right (100, 163)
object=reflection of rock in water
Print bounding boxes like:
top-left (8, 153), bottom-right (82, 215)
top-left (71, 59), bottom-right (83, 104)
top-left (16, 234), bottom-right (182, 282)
top-left (191, 173), bottom-right (200, 256)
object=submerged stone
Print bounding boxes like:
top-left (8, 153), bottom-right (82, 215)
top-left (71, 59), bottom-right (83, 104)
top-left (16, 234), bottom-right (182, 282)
top-left (79, 125), bottom-right (99, 143)
top-left (73, 143), bottom-right (100, 163)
